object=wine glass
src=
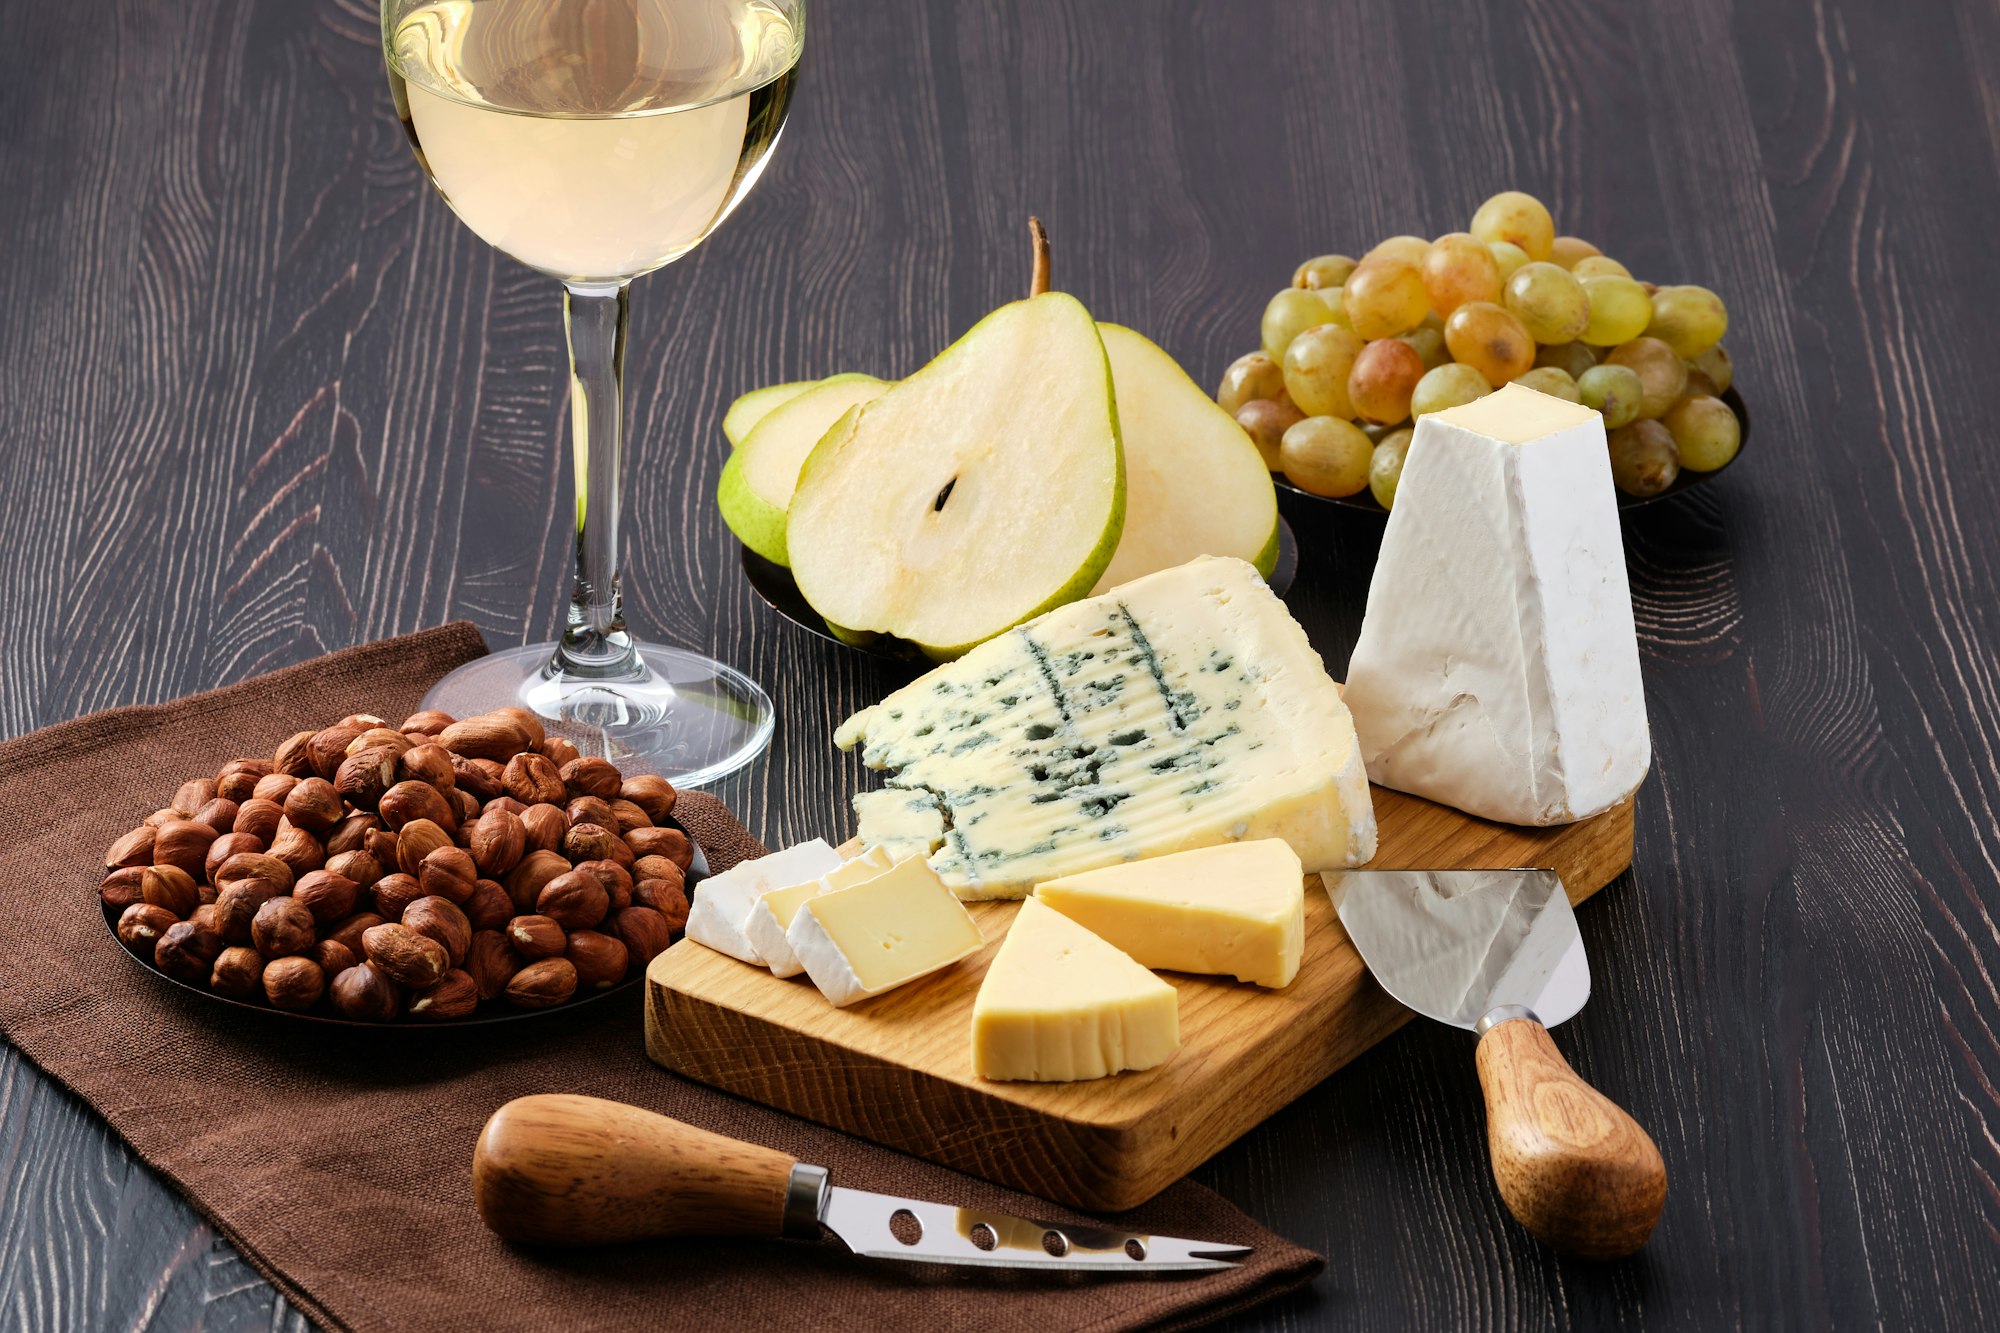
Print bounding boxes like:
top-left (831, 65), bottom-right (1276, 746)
top-left (381, 0), bottom-right (803, 782)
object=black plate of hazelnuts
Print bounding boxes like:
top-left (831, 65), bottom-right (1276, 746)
top-left (97, 706), bottom-right (709, 1027)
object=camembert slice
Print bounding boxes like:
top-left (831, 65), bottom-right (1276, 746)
top-left (1033, 839), bottom-right (1304, 988)
top-left (788, 856), bottom-right (983, 1007)
top-left (971, 898), bottom-right (1179, 1082)
top-left (683, 838), bottom-right (844, 964)
top-left (743, 846), bottom-right (896, 978)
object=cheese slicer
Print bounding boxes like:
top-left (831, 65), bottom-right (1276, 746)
top-left (1329, 868), bottom-right (1666, 1259)
top-left (472, 1094), bottom-right (1249, 1274)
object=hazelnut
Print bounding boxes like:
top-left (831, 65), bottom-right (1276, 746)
top-left (395, 819), bottom-right (452, 876)
top-left (193, 797), bottom-right (241, 835)
top-left (294, 869), bottom-right (360, 924)
top-left (307, 723), bottom-right (369, 779)
top-left (538, 735), bottom-right (582, 769)
top-left (281, 778), bottom-right (342, 836)
top-left (210, 946), bottom-right (266, 999)
top-left (573, 859), bottom-right (633, 912)
top-left (117, 902), bottom-right (180, 956)
top-left (620, 774), bottom-right (678, 822)
top-left (418, 845), bottom-right (478, 904)
top-left (605, 799), bottom-right (653, 834)
top-left (379, 781), bottom-right (455, 834)
top-left (154, 921), bottom-right (223, 982)
top-left (449, 754), bottom-right (505, 803)
top-left (484, 795), bottom-right (527, 817)
top-left (274, 730), bottom-right (318, 776)
top-left (153, 819), bottom-right (218, 879)
top-left (330, 961), bottom-right (401, 1021)
top-left (506, 914), bottom-right (567, 960)
top-left (268, 819), bottom-right (326, 877)
top-left (205, 831), bottom-right (265, 882)
top-left (633, 879), bottom-right (690, 934)
top-left (333, 748), bottom-right (400, 812)
top-left (626, 826), bottom-right (693, 869)
top-left (140, 865), bottom-right (200, 918)
top-left (214, 876), bottom-right (280, 944)
top-left (403, 895), bottom-right (472, 965)
top-left (214, 850), bottom-right (294, 895)
top-left (325, 848), bottom-right (384, 894)
top-left (448, 787), bottom-right (481, 827)
top-left (439, 715), bottom-right (529, 762)
top-left (215, 758), bottom-right (274, 802)
top-left (520, 804), bottom-right (567, 854)
top-left (613, 905), bottom-right (675, 965)
top-left (506, 957), bottom-right (577, 1009)
top-left (234, 797), bottom-right (286, 844)
top-left (560, 757), bottom-right (623, 802)
top-left (172, 778), bottom-right (219, 818)
top-left (537, 870), bottom-right (609, 930)
top-left (565, 929), bottom-right (630, 991)
top-left (462, 879), bottom-right (513, 931)
top-left (346, 727), bottom-right (411, 758)
top-left (492, 706), bottom-right (548, 749)
top-left (562, 823), bottom-right (620, 865)
top-left (363, 827), bottom-right (400, 866)
top-left (504, 849), bottom-right (570, 912)
top-left (252, 771), bottom-right (301, 803)
top-left (251, 896), bottom-right (316, 958)
top-left (469, 807), bottom-right (526, 878)
top-left (311, 938), bottom-right (357, 978)
top-left (396, 743), bottom-right (457, 791)
top-left (362, 923), bottom-right (449, 988)
top-left (196, 884), bottom-right (220, 907)
top-left (326, 911), bottom-right (386, 958)
top-left (503, 753), bottom-right (566, 806)
top-left (263, 955), bottom-right (326, 1011)
top-left (339, 712), bottom-right (390, 732)
top-left (407, 968), bottom-right (478, 1021)
top-left (105, 824), bottom-right (156, 870)
top-left (371, 873), bottom-right (425, 921)
top-left (144, 808), bottom-right (181, 829)
top-left (465, 930), bottom-right (521, 1000)
top-left (564, 796), bottom-right (615, 831)
top-left (190, 903), bottom-right (221, 933)
top-left (400, 709), bottom-right (456, 736)
top-left (631, 855), bottom-right (685, 890)
top-left (100, 867), bottom-right (148, 913)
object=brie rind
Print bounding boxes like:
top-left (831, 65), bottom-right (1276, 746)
top-left (1343, 384), bottom-right (1651, 825)
top-left (743, 846), bottom-right (896, 978)
top-left (683, 838), bottom-right (843, 963)
top-left (788, 856), bottom-right (983, 1007)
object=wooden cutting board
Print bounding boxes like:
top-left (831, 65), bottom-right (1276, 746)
top-left (645, 786), bottom-right (1634, 1211)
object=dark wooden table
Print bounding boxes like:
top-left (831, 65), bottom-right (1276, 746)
top-left (5, 0), bottom-right (1997, 1326)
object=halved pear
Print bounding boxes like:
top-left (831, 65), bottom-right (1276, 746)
top-left (717, 375), bottom-right (891, 564)
top-left (1091, 325), bottom-right (1280, 592)
top-left (721, 372), bottom-right (882, 447)
top-left (787, 292), bottom-right (1124, 659)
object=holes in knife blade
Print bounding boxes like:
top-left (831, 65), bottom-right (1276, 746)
top-left (968, 1222), bottom-right (998, 1251)
top-left (888, 1209), bottom-right (923, 1246)
top-left (1124, 1239), bottom-right (1146, 1261)
top-left (1042, 1230), bottom-right (1070, 1257)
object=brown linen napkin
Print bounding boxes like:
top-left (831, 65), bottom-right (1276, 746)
top-left (0, 624), bottom-right (1322, 1332)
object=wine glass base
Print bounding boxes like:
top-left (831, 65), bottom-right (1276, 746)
top-left (418, 641), bottom-right (775, 786)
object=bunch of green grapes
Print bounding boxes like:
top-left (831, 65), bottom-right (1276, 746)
top-left (1219, 190), bottom-right (1742, 505)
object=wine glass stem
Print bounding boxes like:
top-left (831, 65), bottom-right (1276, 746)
top-left (555, 280), bottom-right (639, 679)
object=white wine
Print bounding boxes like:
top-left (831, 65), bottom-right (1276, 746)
top-left (386, 0), bottom-right (801, 282)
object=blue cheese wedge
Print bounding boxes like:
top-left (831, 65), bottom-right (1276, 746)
top-left (743, 846), bottom-right (896, 978)
top-left (683, 839), bottom-right (844, 964)
top-left (834, 555), bottom-right (1376, 899)
top-left (787, 856), bottom-right (983, 1007)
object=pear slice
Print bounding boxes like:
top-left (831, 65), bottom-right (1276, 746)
top-left (722, 372), bottom-right (883, 447)
top-left (1091, 325), bottom-right (1279, 592)
top-left (787, 291), bottom-right (1124, 659)
top-left (717, 375), bottom-right (891, 564)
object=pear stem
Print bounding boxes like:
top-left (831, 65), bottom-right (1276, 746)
top-left (1028, 216), bottom-right (1050, 296)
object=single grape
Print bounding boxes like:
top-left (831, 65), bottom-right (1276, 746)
top-left (1318, 285), bottom-right (1353, 329)
top-left (1261, 288), bottom-right (1339, 361)
top-left (1488, 240), bottom-right (1531, 283)
top-left (1217, 352), bottom-right (1286, 415)
top-left (1580, 275), bottom-right (1654, 346)
top-left (1535, 340), bottom-right (1598, 378)
top-left (1608, 419), bottom-right (1680, 496)
top-left (1343, 257), bottom-right (1431, 339)
top-left (1444, 301), bottom-right (1536, 385)
top-left (1645, 284), bottom-right (1729, 357)
top-left (1549, 236), bottom-right (1601, 270)
top-left (1368, 235), bottom-right (1433, 268)
top-left (1234, 398), bottom-right (1304, 470)
top-left (1503, 261), bottom-right (1591, 344)
top-left (1605, 337), bottom-right (1689, 418)
top-left (1410, 362), bottom-right (1491, 417)
top-left (1470, 190), bottom-right (1555, 261)
top-left (1513, 366), bottom-right (1581, 402)
top-left (1421, 232), bottom-right (1503, 318)
top-left (1347, 338), bottom-right (1427, 423)
top-left (1683, 365), bottom-right (1719, 399)
top-left (1578, 364), bottom-right (1644, 428)
top-left (1293, 254), bottom-right (1357, 290)
top-left (1663, 394), bottom-right (1741, 471)
top-left (1398, 325), bottom-right (1450, 370)
top-left (1571, 255), bottom-right (1632, 280)
top-left (1370, 428), bottom-right (1415, 509)
top-left (1691, 345), bottom-right (1732, 397)
top-left (1282, 324), bottom-right (1367, 418)
top-left (1280, 416), bottom-right (1374, 497)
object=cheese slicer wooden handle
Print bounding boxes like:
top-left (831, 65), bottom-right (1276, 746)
top-left (1474, 1016), bottom-right (1667, 1260)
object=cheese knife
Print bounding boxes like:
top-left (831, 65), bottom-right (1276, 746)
top-left (473, 1094), bottom-right (1250, 1274)
top-left (1328, 868), bottom-right (1666, 1259)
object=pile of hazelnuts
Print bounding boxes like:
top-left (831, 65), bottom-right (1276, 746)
top-left (99, 706), bottom-right (693, 1022)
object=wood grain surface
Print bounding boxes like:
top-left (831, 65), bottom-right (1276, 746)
top-left (2, 0), bottom-right (1998, 1328)
top-left (647, 788), bottom-right (1634, 1211)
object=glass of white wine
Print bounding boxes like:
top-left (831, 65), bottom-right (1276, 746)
top-left (381, 0), bottom-right (802, 781)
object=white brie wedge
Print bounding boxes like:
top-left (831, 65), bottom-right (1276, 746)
top-left (743, 846), bottom-right (896, 978)
top-left (682, 838), bottom-right (844, 963)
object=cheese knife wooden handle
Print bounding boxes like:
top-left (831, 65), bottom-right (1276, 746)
top-left (473, 1093), bottom-right (808, 1245)
top-left (1474, 1016), bottom-right (1667, 1260)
